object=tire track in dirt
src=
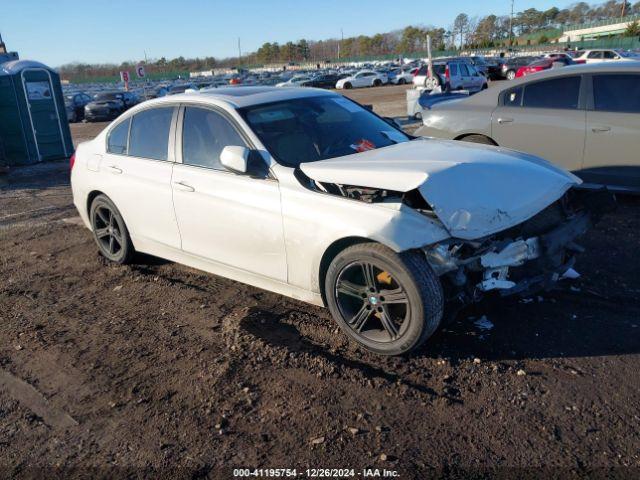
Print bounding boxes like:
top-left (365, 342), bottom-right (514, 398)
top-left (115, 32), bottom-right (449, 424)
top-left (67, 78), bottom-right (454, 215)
top-left (0, 369), bottom-right (78, 430)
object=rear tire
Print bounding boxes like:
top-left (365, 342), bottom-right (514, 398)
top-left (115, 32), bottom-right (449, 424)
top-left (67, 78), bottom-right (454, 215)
top-left (506, 70), bottom-right (516, 80)
top-left (90, 194), bottom-right (135, 264)
top-left (460, 134), bottom-right (495, 145)
top-left (397, 78), bottom-right (406, 85)
top-left (325, 243), bottom-right (443, 356)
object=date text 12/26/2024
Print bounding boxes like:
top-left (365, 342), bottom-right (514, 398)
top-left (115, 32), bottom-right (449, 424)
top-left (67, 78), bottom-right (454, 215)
top-left (233, 468), bottom-right (401, 478)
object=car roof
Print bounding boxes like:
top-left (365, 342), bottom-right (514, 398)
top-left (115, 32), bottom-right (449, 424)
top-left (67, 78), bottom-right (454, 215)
top-left (137, 86), bottom-right (336, 109)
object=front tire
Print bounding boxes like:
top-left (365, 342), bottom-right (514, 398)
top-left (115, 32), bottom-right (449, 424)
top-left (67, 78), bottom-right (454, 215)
top-left (343, 82), bottom-right (352, 89)
top-left (325, 243), bottom-right (443, 355)
top-left (373, 79), bottom-right (382, 87)
top-left (506, 70), bottom-right (516, 80)
top-left (90, 194), bottom-right (135, 264)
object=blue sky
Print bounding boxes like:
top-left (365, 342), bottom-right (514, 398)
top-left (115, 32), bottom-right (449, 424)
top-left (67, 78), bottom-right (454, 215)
top-left (2, 0), bottom-right (575, 66)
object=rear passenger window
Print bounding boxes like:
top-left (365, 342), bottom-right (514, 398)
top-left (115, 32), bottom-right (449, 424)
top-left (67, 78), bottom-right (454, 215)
top-left (107, 118), bottom-right (130, 155)
top-left (460, 64), bottom-right (470, 76)
top-left (503, 87), bottom-right (523, 107)
top-left (128, 107), bottom-right (174, 160)
top-left (588, 51), bottom-right (602, 59)
top-left (522, 76), bottom-right (581, 109)
top-left (182, 107), bottom-right (247, 170)
top-left (593, 74), bottom-right (640, 113)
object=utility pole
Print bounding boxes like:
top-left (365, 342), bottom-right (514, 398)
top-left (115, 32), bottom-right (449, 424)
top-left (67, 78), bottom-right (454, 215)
top-left (338, 28), bottom-right (343, 60)
top-left (237, 37), bottom-right (242, 66)
top-left (621, 1), bottom-right (626, 18)
top-left (508, 0), bottom-right (515, 47)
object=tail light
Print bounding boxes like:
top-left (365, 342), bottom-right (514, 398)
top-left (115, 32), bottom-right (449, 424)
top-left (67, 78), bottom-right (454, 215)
top-left (70, 152), bottom-right (76, 170)
top-left (445, 65), bottom-right (450, 81)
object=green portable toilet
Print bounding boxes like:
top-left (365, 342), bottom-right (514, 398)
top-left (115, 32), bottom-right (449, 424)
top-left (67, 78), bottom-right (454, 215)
top-left (0, 60), bottom-right (73, 166)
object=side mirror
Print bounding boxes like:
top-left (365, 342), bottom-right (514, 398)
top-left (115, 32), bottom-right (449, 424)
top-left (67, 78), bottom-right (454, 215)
top-left (220, 145), bottom-right (249, 174)
top-left (383, 117), bottom-right (403, 129)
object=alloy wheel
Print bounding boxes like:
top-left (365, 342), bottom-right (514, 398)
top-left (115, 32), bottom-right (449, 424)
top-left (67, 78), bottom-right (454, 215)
top-left (334, 261), bottom-right (410, 343)
top-left (93, 205), bottom-right (124, 258)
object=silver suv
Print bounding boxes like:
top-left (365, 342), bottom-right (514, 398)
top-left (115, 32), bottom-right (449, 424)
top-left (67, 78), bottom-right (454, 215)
top-left (413, 59), bottom-right (488, 92)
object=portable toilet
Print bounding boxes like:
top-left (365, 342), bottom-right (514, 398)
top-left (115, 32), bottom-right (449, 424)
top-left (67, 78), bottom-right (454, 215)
top-left (0, 60), bottom-right (73, 166)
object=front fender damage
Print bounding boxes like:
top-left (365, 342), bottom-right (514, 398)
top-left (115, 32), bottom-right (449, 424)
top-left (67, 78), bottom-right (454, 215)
top-left (423, 191), bottom-right (607, 305)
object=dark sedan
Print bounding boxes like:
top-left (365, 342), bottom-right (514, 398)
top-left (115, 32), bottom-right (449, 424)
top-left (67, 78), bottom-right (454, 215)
top-left (84, 92), bottom-right (137, 122)
top-left (64, 92), bottom-right (92, 122)
top-left (300, 74), bottom-right (345, 89)
top-left (500, 56), bottom-right (540, 80)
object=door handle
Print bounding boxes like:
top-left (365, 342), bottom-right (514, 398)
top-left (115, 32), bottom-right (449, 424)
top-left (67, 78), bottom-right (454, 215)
top-left (173, 181), bottom-right (195, 192)
top-left (106, 165), bottom-right (122, 174)
top-left (591, 126), bottom-right (611, 133)
top-left (498, 117), bottom-right (514, 124)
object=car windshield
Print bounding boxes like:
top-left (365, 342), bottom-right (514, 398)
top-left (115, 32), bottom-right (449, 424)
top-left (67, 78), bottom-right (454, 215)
top-left (238, 95), bottom-right (410, 168)
top-left (619, 51), bottom-right (640, 58)
top-left (94, 92), bottom-right (123, 101)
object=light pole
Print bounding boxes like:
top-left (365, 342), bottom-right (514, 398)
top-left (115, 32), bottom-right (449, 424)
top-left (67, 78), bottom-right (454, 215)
top-left (508, 0), bottom-right (515, 47)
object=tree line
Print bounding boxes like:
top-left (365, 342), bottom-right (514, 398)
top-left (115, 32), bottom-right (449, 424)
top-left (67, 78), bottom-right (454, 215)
top-left (59, 0), bottom-right (640, 80)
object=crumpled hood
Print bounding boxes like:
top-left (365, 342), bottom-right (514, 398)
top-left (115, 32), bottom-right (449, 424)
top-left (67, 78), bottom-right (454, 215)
top-left (300, 139), bottom-right (581, 240)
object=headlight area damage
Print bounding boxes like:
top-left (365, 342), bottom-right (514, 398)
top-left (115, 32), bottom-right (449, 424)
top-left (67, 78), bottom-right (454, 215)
top-left (297, 140), bottom-right (616, 306)
top-left (423, 189), bottom-right (615, 305)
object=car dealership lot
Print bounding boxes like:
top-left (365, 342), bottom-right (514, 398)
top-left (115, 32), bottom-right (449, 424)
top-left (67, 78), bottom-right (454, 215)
top-left (1, 85), bottom-right (639, 477)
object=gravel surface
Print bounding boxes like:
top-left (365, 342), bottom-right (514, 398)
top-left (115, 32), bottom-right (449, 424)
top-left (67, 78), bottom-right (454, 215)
top-left (1, 85), bottom-right (639, 479)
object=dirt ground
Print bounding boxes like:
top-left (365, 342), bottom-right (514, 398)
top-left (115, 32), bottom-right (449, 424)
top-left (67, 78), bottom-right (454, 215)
top-left (1, 85), bottom-right (639, 479)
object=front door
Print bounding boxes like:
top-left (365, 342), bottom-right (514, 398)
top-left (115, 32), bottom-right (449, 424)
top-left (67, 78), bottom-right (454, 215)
top-left (492, 75), bottom-right (586, 172)
top-left (582, 73), bottom-right (640, 189)
top-left (172, 106), bottom-right (287, 281)
top-left (21, 69), bottom-right (69, 161)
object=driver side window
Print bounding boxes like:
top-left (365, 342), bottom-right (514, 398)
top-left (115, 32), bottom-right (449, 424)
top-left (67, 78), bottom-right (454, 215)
top-left (182, 107), bottom-right (247, 170)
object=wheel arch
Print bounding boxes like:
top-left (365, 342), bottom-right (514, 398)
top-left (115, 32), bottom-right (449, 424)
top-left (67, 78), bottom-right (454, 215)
top-left (454, 133), bottom-right (498, 145)
top-left (318, 236), bottom-right (377, 306)
top-left (86, 190), bottom-right (105, 219)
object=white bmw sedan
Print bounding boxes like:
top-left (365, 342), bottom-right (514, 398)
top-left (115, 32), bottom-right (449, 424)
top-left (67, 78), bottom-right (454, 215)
top-left (71, 87), bottom-right (600, 355)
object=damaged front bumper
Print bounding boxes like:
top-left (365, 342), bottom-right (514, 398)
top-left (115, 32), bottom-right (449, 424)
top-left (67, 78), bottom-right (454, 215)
top-left (424, 209), bottom-right (593, 301)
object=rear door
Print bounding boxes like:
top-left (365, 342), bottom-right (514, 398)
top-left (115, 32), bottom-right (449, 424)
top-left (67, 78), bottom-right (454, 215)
top-left (459, 64), bottom-right (472, 90)
top-left (492, 75), bottom-right (586, 172)
top-left (447, 63), bottom-right (459, 89)
top-left (101, 106), bottom-right (181, 249)
top-left (582, 73), bottom-right (640, 190)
